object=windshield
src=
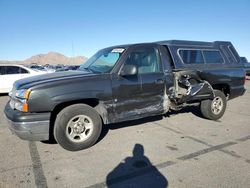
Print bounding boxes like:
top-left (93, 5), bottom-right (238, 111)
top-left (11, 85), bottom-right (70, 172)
top-left (79, 48), bottom-right (125, 73)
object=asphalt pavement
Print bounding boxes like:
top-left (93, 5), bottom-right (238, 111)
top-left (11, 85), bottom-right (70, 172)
top-left (0, 80), bottom-right (250, 188)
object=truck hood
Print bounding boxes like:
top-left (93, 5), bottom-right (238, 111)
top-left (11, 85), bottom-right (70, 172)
top-left (14, 70), bottom-right (94, 89)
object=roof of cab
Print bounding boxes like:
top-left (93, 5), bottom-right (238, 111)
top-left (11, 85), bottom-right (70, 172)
top-left (156, 40), bottom-right (233, 47)
top-left (107, 40), bottom-right (233, 49)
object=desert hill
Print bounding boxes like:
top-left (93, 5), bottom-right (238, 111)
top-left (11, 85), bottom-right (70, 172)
top-left (0, 52), bottom-right (87, 65)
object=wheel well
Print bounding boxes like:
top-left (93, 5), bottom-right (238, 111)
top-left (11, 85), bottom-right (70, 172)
top-left (212, 84), bottom-right (230, 97)
top-left (48, 99), bottom-right (100, 141)
top-left (53, 99), bottom-right (99, 113)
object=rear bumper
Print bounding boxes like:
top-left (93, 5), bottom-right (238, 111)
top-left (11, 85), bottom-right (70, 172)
top-left (229, 86), bottom-right (246, 100)
top-left (244, 67), bottom-right (250, 75)
top-left (4, 102), bottom-right (50, 141)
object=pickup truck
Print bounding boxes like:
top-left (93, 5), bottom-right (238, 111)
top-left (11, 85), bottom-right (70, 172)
top-left (4, 40), bottom-right (246, 151)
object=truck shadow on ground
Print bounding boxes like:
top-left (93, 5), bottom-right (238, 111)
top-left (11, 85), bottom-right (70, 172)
top-left (106, 143), bottom-right (168, 188)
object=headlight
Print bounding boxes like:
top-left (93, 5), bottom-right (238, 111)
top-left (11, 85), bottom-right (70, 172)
top-left (13, 99), bottom-right (27, 112)
top-left (10, 89), bottom-right (31, 112)
top-left (15, 89), bottom-right (31, 99)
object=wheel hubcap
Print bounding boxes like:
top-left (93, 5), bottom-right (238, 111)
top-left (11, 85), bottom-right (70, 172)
top-left (66, 115), bottom-right (93, 142)
top-left (211, 96), bottom-right (223, 115)
top-left (73, 122), bottom-right (85, 134)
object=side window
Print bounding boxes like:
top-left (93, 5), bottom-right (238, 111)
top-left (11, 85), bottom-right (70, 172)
top-left (203, 51), bottom-right (224, 64)
top-left (228, 46), bottom-right (240, 63)
top-left (20, 68), bottom-right (29, 74)
top-left (6, 66), bottom-right (20, 74)
top-left (179, 50), bottom-right (204, 64)
top-left (124, 47), bottom-right (161, 74)
top-left (220, 45), bottom-right (235, 63)
top-left (4, 66), bottom-right (29, 74)
top-left (0, 66), bottom-right (6, 75)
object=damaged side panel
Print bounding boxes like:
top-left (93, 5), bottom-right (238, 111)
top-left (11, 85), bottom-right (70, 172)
top-left (99, 70), bottom-right (214, 124)
top-left (110, 95), bottom-right (165, 123)
top-left (169, 70), bottom-right (214, 104)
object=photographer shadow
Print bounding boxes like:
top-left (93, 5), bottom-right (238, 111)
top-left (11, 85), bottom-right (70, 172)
top-left (106, 144), bottom-right (168, 188)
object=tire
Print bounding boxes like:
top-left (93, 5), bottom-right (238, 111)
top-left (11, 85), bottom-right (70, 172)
top-left (200, 90), bottom-right (227, 120)
top-left (54, 104), bottom-right (102, 151)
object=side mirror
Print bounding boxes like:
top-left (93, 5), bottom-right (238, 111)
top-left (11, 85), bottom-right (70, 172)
top-left (120, 65), bottom-right (138, 76)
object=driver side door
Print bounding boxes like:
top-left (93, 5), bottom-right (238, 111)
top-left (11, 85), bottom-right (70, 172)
top-left (111, 45), bottom-right (165, 123)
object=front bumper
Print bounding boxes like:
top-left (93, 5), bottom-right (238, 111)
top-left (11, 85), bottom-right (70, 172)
top-left (4, 102), bottom-right (51, 141)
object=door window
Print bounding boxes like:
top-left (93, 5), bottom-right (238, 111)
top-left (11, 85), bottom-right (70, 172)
top-left (20, 67), bottom-right (29, 74)
top-left (124, 47), bottom-right (161, 74)
top-left (5, 66), bottom-right (28, 74)
top-left (0, 66), bottom-right (6, 75)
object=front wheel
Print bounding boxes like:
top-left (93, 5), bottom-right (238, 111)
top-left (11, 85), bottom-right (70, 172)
top-left (54, 104), bottom-right (102, 151)
top-left (200, 90), bottom-right (227, 120)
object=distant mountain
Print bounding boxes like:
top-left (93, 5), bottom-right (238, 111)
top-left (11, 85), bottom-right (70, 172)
top-left (0, 52), bottom-right (87, 65)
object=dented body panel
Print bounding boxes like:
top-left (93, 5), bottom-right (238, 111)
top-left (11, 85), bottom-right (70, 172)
top-left (170, 70), bottom-right (214, 104)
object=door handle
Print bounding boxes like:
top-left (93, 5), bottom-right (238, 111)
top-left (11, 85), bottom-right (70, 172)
top-left (155, 79), bottom-right (164, 84)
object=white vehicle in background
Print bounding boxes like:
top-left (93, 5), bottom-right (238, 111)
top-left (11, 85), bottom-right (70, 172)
top-left (27, 64), bottom-right (56, 73)
top-left (0, 64), bottom-right (46, 93)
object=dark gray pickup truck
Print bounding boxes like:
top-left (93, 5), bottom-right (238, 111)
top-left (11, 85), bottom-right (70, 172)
top-left (4, 40), bottom-right (246, 151)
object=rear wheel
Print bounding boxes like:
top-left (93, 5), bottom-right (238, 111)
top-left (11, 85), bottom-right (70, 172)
top-left (54, 104), bottom-right (102, 151)
top-left (200, 90), bottom-right (227, 120)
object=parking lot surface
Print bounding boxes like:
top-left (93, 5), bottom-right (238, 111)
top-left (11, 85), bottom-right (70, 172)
top-left (0, 80), bottom-right (250, 188)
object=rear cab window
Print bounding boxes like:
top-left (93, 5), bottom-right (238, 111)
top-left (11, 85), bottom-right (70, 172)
top-left (203, 51), bottom-right (224, 64)
top-left (220, 45), bottom-right (236, 63)
top-left (228, 46), bottom-right (241, 63)
top-left (179, 49), bottom-right (204, 64)
top-left (178, 49), bottom-right (224, 64)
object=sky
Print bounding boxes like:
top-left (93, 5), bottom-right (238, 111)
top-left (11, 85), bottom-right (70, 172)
top-left (0, 0), bottom-right (249, 60)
